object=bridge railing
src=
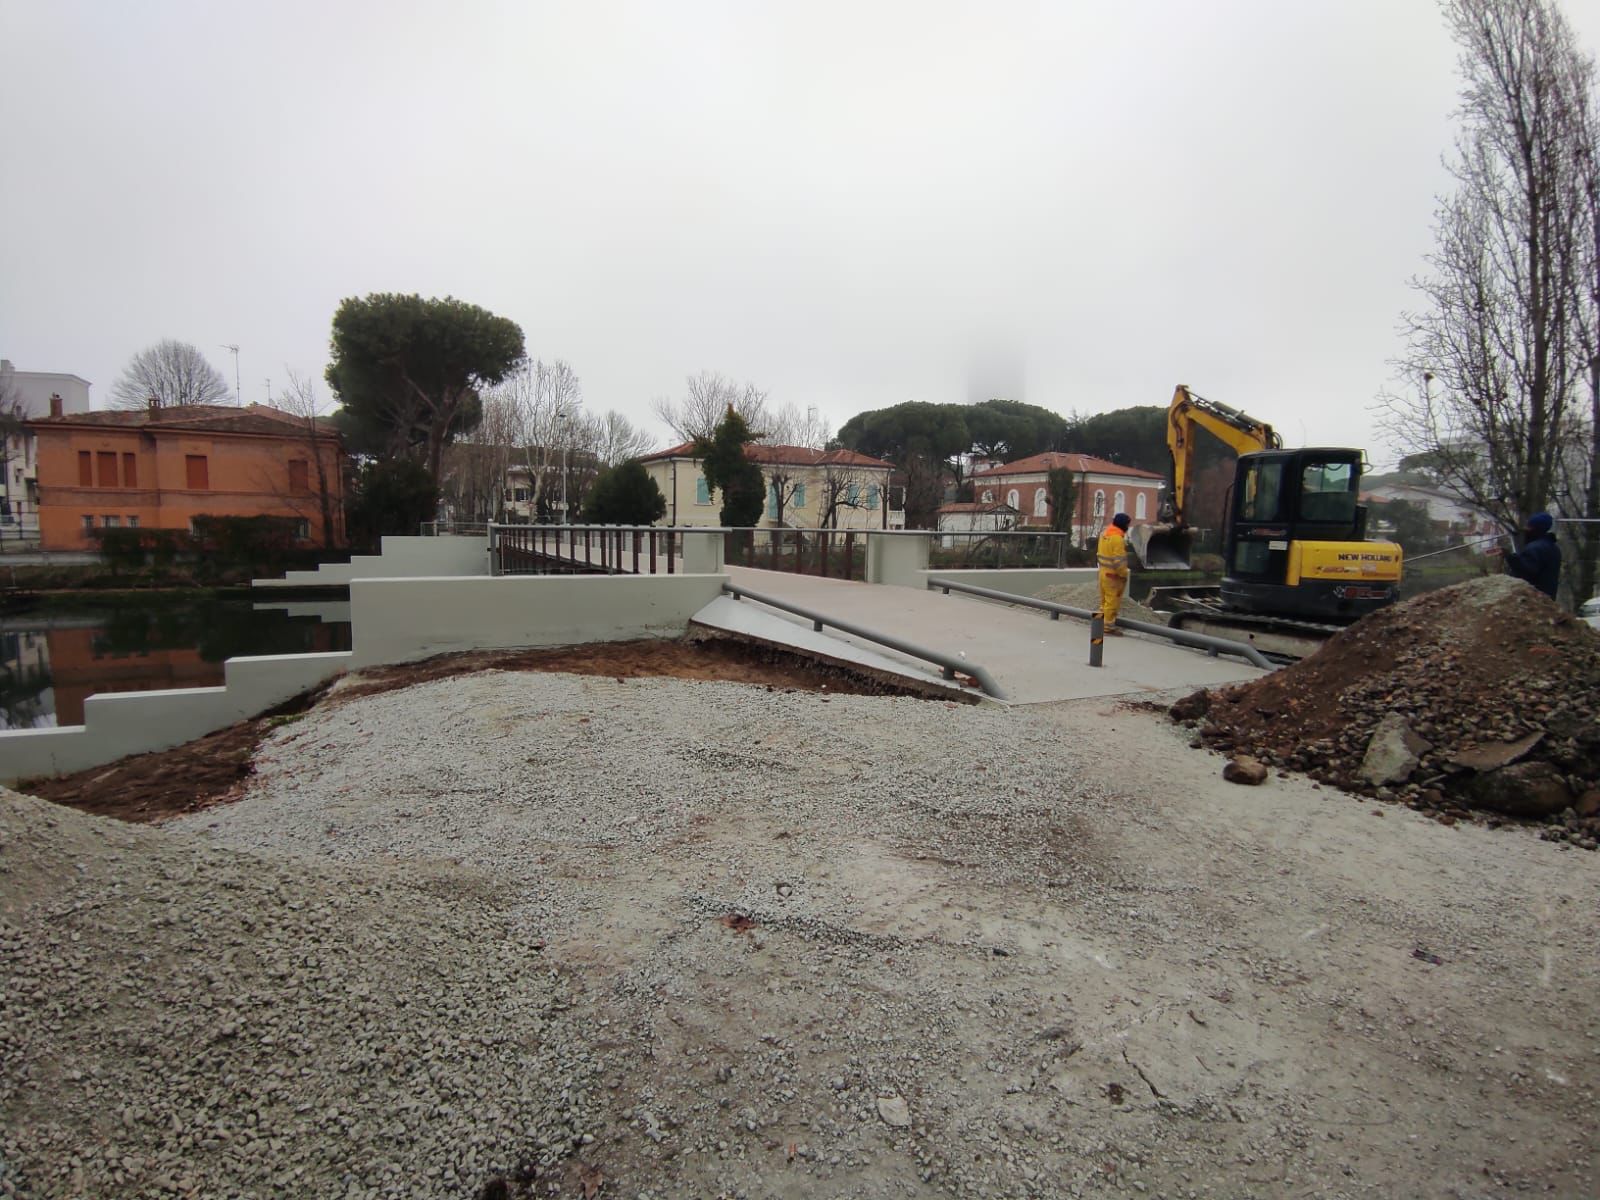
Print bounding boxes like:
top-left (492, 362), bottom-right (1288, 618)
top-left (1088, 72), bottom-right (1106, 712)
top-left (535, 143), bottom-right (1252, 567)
top-left (490, 524), bottom-right (683, 576)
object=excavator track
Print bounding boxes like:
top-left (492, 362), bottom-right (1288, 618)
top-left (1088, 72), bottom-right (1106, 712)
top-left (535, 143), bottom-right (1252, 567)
top-left (1148, 586), bottom-right (1346, 662)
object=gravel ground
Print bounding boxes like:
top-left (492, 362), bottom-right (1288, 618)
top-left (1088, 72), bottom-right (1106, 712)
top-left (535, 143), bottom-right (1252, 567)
top-left (6, 667), bottom-right (1600, 1199)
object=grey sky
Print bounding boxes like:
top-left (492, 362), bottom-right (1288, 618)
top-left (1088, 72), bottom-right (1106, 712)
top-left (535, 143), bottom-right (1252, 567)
top-left (4, 0), bottom-right (1598, 466)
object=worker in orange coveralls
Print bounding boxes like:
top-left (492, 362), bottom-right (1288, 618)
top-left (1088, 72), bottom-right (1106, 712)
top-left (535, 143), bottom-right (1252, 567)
top-left (1097, 512), bottom-right (1132, 636)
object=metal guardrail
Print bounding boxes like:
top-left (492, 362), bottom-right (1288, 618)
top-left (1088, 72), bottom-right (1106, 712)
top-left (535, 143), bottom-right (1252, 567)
top-left (925, 576), bottom-right (1273, 670)
top-left (721, 581), bottom-right (1008, 700)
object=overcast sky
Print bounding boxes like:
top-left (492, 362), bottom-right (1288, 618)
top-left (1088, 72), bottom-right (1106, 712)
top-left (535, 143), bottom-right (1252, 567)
top-left (4, 0), bottom-right (1598, 467)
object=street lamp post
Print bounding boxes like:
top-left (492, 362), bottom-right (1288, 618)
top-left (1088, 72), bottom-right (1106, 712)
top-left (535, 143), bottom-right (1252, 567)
top-left (558, 411), bottom-right (570, 524)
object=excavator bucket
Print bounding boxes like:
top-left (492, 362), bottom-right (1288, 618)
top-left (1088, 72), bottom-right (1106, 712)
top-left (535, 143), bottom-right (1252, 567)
top-left (1128, 522), bottom-right (1192, 571)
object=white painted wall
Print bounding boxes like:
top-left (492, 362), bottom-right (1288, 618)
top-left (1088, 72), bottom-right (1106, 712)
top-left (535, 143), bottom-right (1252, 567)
top-left (257, 534), bottom-right (491, 587)
top-left (0, 651), bottom-right (349, 783)
top-left (919, 567), bottom-right (1098, 599)
top-left (865, 532), bottom-right (931, 587)
top-left (349, 573), bottom-right (728, 668)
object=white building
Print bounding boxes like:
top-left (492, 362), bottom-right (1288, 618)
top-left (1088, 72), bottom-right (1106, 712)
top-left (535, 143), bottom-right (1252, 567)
top-left (935, 501), bottom-right (1019, 548)
top-left (0, 360), bottom-right (93, 544)
top-left (968, 451), bottom-right (1165, 544)
top-left (1360, 475), bottom-right (1500, 551)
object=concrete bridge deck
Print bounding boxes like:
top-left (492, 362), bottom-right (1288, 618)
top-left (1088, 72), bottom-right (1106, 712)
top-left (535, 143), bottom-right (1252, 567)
top-left (696, 566), bottom-right (1265, 704)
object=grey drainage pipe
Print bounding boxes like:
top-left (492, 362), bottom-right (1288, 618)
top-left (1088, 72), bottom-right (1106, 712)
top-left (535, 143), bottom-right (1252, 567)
top-left (721, 582), bottom-right (1008, 700)
top-left (925, 577), bottom-right (1273, 671)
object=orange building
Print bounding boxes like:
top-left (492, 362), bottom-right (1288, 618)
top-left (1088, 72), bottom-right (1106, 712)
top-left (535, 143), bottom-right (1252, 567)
top-left (28, 402), bottom-right (346, 550)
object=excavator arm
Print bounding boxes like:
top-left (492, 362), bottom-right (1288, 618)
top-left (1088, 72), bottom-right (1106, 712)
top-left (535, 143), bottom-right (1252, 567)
top-left (1130, 385), bottom-right (1282, 570)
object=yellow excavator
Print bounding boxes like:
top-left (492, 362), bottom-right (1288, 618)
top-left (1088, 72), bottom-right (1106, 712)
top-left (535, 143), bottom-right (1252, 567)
top-left (1129, 386), bottom-right (1403, 651)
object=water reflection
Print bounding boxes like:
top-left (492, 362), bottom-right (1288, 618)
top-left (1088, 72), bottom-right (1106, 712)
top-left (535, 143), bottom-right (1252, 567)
top-left (0, 598), bottom-right (351, 729)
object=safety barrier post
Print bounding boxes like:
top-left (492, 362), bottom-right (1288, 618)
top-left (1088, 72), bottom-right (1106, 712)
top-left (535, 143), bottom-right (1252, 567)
top-left (1089, 610), bottom-right (1104, 668)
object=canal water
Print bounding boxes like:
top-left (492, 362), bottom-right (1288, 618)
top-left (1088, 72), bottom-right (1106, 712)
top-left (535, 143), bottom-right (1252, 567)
top-left (1, 595), bottom-right (351, 730)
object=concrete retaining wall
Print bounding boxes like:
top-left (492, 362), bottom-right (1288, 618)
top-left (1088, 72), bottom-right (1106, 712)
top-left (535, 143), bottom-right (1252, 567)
top-left (0, 651), bottom-right (350, 783)
top-left (919, 567), bottom-right (1098, 598)
top-left (256, 535), bottom-right (490, 588)
top-left (350, 573), bottom-right (728, 668)
top-left (866, 533), bottom-right (931, 587)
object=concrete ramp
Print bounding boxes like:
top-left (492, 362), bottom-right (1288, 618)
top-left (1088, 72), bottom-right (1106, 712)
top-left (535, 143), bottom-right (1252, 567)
top-left (707, 566), bottom-right (1266, 704)
top-left (690, 594), bottom-right (973, 698)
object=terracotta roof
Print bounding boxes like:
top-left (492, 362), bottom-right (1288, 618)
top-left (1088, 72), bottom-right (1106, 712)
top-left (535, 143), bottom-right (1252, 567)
top-left (970, 451), bottom-right (1163, 480)
top-left (640, 441), bottom-right (892, 470)
top-left (27, 403), bottom-right (340, 438)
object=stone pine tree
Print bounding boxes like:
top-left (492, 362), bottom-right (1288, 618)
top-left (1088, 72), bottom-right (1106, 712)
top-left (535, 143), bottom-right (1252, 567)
top-left (324, 294), bottom-right (525, 482)
top-left (699, 407), bottom-right (765, 527)
top-left (583, 460), bottom-right (667, 525)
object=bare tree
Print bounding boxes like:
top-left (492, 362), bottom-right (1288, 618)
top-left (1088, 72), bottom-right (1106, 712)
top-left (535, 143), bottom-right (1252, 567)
top-left (816, 460), bottom-right (879, 529)
top-left (588, 409), bottom-right (656, 467)
top-left (760, 405), bottom-right (831, 526)
top-left (652, 370), bottom-right (770, 443)
top-left (1380, 0), bottom-right (1594, 551)
top-left (276, 370), bottom-right (345, 548)
top-left (111, 339), bottom-right (232, 409)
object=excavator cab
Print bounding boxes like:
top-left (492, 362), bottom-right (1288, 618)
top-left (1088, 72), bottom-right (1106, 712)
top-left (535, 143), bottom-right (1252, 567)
top-left (1219, 448), bottom-right (1399, 620)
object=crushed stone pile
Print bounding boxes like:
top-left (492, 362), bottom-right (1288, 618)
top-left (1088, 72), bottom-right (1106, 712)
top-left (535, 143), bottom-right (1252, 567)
top-left (0, 791), bottom-right (597, 1200)
top-left (1034, 582), bottom-right (1161, 625)
top-left (1175, 575), bottom-right (1600, 849)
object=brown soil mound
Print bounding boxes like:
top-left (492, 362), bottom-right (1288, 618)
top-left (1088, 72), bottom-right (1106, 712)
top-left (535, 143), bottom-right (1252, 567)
top-left (21, 636), bottom-right (953, 825)
top-left (1180, 576), bottom-right (1600, 848)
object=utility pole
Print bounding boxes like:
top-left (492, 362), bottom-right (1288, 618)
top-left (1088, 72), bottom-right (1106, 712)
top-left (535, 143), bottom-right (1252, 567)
top-left (221, 344), bottom-right (241, 405)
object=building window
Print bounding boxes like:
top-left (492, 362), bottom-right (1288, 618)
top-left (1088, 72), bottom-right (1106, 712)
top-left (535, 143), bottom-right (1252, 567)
top-left (1006, 488), bottom-right (1020, 510)
top-left (185, 455), bottom-right (209, 490)
top-left (794, 483), bottom-right (806, 509)
top-left (1135, 491), bottom-right (1148, 519)
top-left (1093, 490), bottom-right (1106, 521)
top-left (77, 451), bottom-right (93, 487)
top-left (1034, 488), bottom-right (1048, 518)
top-left (288, 459), bottom-right (310, 493)
top-left (1114, 490), bottom-right (1126, 516)
top-left (81, 515), bottom-right (95, 532)
top-left (981, 489), bottom-right (993, 503)
top-left (103, 515), bottom-right (121, 528)
top-left (847, 482), bottom-right (861, 506)
top-left (127, 515), bottom-right (140, 528)
top-left (766, 483), bottom-right (779, 520)
top-left (122, 453), bottom-right (138, 488)
top-left (866, 484), bottom-right (879, 509)
top-left (294, 518), bottom-right (310, 540)
top-left (695, 476), bottom-right (711, 505)
top-left (97, 451), bottom-right (118, 488)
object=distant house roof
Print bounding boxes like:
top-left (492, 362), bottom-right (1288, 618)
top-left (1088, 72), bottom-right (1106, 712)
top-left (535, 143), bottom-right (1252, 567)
top-left (937, 501), bottom-right (1019, 514)
top-left (640, 441), bottom-right (892, 470)
top-left (27, 402), bottom-right (339, 439)
top-left (971, 451), bottom-right (1163, 481)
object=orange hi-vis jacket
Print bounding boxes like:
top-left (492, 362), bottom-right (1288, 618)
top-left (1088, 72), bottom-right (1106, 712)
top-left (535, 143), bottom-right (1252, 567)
top-left (1097, 524), bottom-right (1129, 581)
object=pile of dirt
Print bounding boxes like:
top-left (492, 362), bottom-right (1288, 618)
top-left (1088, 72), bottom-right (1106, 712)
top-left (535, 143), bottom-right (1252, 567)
top-left (1034, 582), bottom-right (1161, 625)
top-left (1176, 575), bottom-right (1600, 848)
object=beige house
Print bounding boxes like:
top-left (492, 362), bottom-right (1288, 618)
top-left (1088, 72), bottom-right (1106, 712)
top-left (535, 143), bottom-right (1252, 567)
top-left (639, 442), bottom-right (898, 529)
top-left (969, 452), bottom-right (1164, 543)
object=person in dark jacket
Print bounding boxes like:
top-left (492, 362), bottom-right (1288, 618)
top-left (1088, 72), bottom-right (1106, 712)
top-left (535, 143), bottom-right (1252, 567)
top-left (1498, 511), bottom-right (1562, 599)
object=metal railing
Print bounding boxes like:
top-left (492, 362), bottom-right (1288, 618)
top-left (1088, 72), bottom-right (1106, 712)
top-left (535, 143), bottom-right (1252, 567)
top-left (490, 523), bottom-right (682, 576)
top-left (726, 527), bottom-right (865, 580)
top-left (929, 529), bottom-right (1094, 570)
top-left (420, 520), bottom-right (491, 537)
top-left (926, 576), bottom-right (1273, 669)
top-left (723, 580), bottom-right (1007, 699)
